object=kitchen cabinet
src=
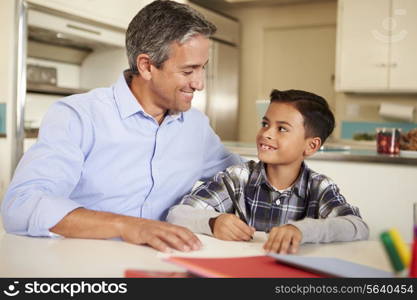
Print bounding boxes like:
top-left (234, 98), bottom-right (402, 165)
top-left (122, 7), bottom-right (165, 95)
top-left (336, 0), bottom-right (417, 92)
top-left (27, 0), bottom-right (156, 29)
top-left (188, 2), bottom-right (239, 46)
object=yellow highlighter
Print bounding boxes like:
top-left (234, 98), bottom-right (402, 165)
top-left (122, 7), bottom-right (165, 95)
top-left (388, 228), bottom-right (411, 268)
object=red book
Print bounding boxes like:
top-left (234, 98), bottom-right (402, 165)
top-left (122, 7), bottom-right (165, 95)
top-left (166, 255), bottom-right (324, 278)
top-left (124, 269), bottom-right (192, 278)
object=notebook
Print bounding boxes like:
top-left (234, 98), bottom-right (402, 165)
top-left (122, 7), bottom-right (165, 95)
top-left (166, 255), bottom-right (324, 278)
top-left (268, 254), bottom-right (394, 278)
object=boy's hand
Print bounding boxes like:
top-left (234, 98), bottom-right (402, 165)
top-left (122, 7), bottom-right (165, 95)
top-left (210, 214), bottom-right (255, 241)
top-left (263, 224), bottom-right (302, 254)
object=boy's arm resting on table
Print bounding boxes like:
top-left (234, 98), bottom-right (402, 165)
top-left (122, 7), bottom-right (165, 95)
top-left (288, 215), bottom-right (369, 244)
top-left (288, 178), bottom-right (369, 244)
top-left (167, 165), bottom-right (249, 235)
top-left (166, 204), bottom-right (223, 235)
top-left (166, 174), bottom-right (232, 235)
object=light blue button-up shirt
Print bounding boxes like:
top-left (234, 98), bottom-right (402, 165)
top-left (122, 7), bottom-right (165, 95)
top-left (1, 72), bottom-right (241, 236)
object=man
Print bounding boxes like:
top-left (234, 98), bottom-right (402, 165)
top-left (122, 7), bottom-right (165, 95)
top-left (1, 0), bottom-right (241, 252)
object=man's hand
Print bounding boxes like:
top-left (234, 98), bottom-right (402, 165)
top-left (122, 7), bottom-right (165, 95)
top-left (263, 224), bottom-right (302, 254)
top-left (119, 217), bottom-right (202, 253)
top-left (50, 208), bottom-right (201, 253)
top-left (210, 214), bottom-right (255, 241)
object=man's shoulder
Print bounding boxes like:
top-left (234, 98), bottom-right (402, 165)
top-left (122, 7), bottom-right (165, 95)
top-left (57, 87), bottom-right (114, 113)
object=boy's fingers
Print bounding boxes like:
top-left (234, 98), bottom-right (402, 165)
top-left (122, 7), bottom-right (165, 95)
top-left (228, 222), bottom-right (251, 241)
top-left (278, 234), bottom-right (292, 254)
top-left (234, 220), bottom-right (254, 240)
top-left (264, 230), bottom-right (283, 252)
top-left (263, 231), bottom-right (275, 251)
top-left (290, 234), bottom-right (301, 253)
top-left (271, 235), bottom-right (285, 253)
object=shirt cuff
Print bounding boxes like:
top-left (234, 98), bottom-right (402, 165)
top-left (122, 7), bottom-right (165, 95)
top-left (48, 231), bottom-right (63, 238)
top-left (287, 218), bottom-right (321, 244)
top-left (28, 193), bottom-right (83, 237)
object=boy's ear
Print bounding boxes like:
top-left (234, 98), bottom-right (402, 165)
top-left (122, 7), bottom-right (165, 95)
top-left (304, 137), bottom-right (322, 157)
top-left (136, 54), bottom-right (152, 80)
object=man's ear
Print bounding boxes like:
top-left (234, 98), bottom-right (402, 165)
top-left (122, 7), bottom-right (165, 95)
top-left (136, 54), bottom-right (152, 80)
top-left (304, 137), bottom-right (322, 157)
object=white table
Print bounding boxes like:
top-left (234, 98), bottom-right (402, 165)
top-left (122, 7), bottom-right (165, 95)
top-left (0, 230), bottom-right (393, 277)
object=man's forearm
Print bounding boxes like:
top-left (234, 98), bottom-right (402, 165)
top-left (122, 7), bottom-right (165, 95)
top-left (49, 207), bottom-right (130, 239)
top-left (51, 207), bottom-right (203, 253)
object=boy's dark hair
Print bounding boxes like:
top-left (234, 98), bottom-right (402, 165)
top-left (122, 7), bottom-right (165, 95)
top-left (269, 89), bottom-right (335, 144)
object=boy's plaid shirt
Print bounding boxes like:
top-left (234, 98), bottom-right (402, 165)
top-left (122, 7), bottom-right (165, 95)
top-left (180, 160), bottom-right (362, 232)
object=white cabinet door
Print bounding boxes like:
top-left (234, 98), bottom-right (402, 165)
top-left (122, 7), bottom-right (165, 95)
top-left (28, 0), bottom-right (153, 29)
top-left (336, 0), bottom-right (390, 91)
top-left (336, 0), bottom-right (417, 92)
top-left (390, 0), bottom-right (417, 91)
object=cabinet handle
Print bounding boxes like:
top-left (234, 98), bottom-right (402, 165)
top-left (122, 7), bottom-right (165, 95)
top-left (375, 63), bottom-right (387, 67)
top-left (390, 62), bottom-right (397, 68)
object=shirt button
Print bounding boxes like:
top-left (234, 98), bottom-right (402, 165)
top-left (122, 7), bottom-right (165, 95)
top-left (275, 199), bottom-right (280, 206)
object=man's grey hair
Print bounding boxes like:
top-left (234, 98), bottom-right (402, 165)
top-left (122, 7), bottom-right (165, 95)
top-left (126, 0), bottom-right (217, 74)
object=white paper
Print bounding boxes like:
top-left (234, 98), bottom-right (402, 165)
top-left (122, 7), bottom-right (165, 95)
top-left (158, 232), bottom-right (268, 259)
top-left (379, 102), bottom-right (415, 122)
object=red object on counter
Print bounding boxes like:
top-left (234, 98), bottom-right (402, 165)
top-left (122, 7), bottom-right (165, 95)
top-left (124, 269), bottom-right (191, 278)
top-left (166, 255), bottom-right (324, 278)
top-left (376, 128), bottom-right (401, 155)
top-left (409, 230), bottom-right (417, 278)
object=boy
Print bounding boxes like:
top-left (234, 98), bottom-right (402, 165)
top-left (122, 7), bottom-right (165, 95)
top-left (167, 89), bottom-right (369, 254)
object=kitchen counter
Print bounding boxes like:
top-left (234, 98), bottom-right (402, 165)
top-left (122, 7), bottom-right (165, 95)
top-left (224, 141), bottom-right (417, 166)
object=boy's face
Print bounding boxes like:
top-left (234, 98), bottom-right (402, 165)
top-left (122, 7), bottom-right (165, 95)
top-left (256, 102), bottom-right (317, 166)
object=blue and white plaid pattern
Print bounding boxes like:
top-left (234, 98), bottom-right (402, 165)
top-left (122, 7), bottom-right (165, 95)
top-left (180, 160), bottom-right (362, 232)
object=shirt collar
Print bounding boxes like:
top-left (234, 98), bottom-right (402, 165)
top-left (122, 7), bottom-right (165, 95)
top-left (113, 70), bottom-right (184, 122)
top-left (248, 161), bottom-right (309, 198)
top-left (292, 162), bottom-right (308, 199)
top-left (113, 70), bottom-right (144, 119)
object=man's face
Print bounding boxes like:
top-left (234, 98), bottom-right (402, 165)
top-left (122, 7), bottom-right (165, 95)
top-left (256, 102), bottom-right (311, 166)
top-left (148, 34), bottom-right (210, 113)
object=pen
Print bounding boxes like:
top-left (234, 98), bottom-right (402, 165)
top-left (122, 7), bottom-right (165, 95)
top-left (222, 176), bottom-right (248, 225)
top-left (222, 176), bottom-right (253, 240)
